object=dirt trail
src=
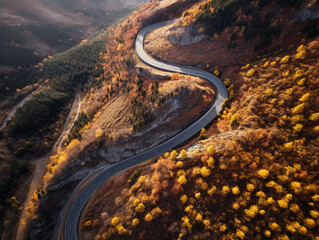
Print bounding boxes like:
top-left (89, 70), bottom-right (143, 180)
top-left (0, 92), bottom-right (33, 131)
top-left (15, 94), bottom-right (81, 240)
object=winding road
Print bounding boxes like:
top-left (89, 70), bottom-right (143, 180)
top-left (62, 20), bottom-right (228, 240)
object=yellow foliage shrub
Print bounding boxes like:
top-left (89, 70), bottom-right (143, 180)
top-left (286, 224), bottom-right (296, 233)
top-left (117, 225), bottom-right (126, 235)
top-left (180, 149), bottom-right (188, 158)
top-left (292, 103), bottom-right (305, 114)
top-left (310, 210), bottom-right (319, 219)
top-left (180, 195), bottom-right (188, 204)
top-left (246, 69), bottom-right (255, 77)
top-left (184, 205), bottom-right (193, 213)
top-left (264, 230), bottom-right (271, 237)
top-left (84, 220), bottom-right (92, 227)
top-left (269, 222), bottom-right (280, 231)
top-left (291, 115), bottom-right (304, 125)
top-left (200, 182), bottom-right (208, 191)
top-left (309, 113), bottom-right (319, 121)
top-left (195, 192), bottom-right (201, 199)
top-left (214, 69), bottom-right (220, 76)
top-left (220, 224), bottom-right (227, 232)
top-left (222, 186), bottom-right (230, 195)
top-left (314, 126), bottom-right (319, 132)
top-left (191, 167), bottom-right (201, 177)
top-left (95, 129), bottom-right (103, 138)
top-left (297, 44), bottom-right (306, 52)
top-left (297, 78), bottom-right (306, 86)
top-left (200, 166), bottom-right (211, 177)
top-left (265, 88), bottom-right (273, 96)
top-left (145, 213), bottom-right (153, 222)
top-left (241, 64), bottom-right (250, 70)
top-left (207, 145), bottom-right (215, 155)
top-left (286, 88), bottom-right (294, 95)
top-left (304, 218), bottom-right (316, 228)
top-left (244, 205), bottom-right (259, 218)
top-left (312, 194), bottom-right (319, 201)
top-left (232, 187), bottom-right (240, 195)
top-left (133, 198), bottom-right (140, 207)
top-left (264, 61), bottom-right (269, 67)
top-left (296, 50), bottom-right (306, 59)
top-left (195, 213), bottom-right (203, 222)
top-left (203, 219), bottom-right (210, 228)
top-left (291, 181), bottom-right (302, 194)
top-left (259, 210), bottom-right (265, 215)
top-left (284, 142), bottom-right (294, 152)
top-left (236, 229), bottom-right (245, 239)
top-left (224, 78), bottom-right (232, 87)
top-left (135, 203), bottom-right (145, 212)
top-left (266, 181), bottom-right (276, 188)
top-left (111, 217), bottom-right (120, 226)
top-left (207, 186), bottom-right (217, 195)
top-left (207, 157), bottom-right (215, 169)
top-left (230, 113), bottom-right (240, 126)
top-left (293, 70), bottom-right (303, 79)
top-left (177, 170), bottom-right (186, 177)
top-left (282, 70), bottom-right (290, 77)
top-left (256, 191), bottom-right (266, 198)
top-left (170, 150), bottom-right (178, 160)
top-left (274, 184), bottom-right (284, 193)
top-left (270, 61), bottom-right (276, 66)
top-left (247, 183), bottom-right (256, 192)
top-left (299, 93), bottom-right (310, 102)
top-left (278, 198), bottom-right (289, 208)
top-left (280, 56), bottom-right (290, 64)
top-left (176, 161), bottom-right (183, 168)
top-left (164, 152), bottom-right (169, 158)
top-left (267, 197), bottom-right (275, 204)
top-left (233, 202), bottom-right (240, 210)
top-left (132, 218), bottom-right (139, 227)
top-left (299, 226), bottom-right (307, 234)
top-left (257, 169), bottom-right (269, 179)
top-left (293, 124), bottom-right (303, 133)
top-left (178, 175), bottom-right (187, 185)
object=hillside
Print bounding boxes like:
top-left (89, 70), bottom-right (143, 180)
top-left (0, 1), bottom-right (149, 239)
top-left (1, 0), bottom-right (317, 239)
top-left (12, 0), bottom-right (218, 239)
top-left (76, 0), bottom-right (319, 240)
top-left (81, 36), bottom-right (319, 240)
top-left (0, 0), bottom-right (146, 115)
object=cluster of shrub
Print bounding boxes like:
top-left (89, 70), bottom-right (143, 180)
top-left (197, 0), bottom-right (307, 52)
top-left (0, 161), bottom-right (32, 221)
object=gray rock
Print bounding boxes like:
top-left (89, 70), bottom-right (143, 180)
top-left (293, 7), bottom-right (319, 23)
top-left (167, 25), bottom-right (207, 46)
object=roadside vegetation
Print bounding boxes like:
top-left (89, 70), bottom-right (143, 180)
top-left (81, 34), bottom-right (319, 240)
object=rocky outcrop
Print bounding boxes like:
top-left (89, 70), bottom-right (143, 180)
top-left (167, 25), bottom-right (207, 46)
top-left (293, 6), bottom-right (319, 23)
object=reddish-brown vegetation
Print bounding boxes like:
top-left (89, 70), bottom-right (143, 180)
top-left (81, 39), bottom-right (319, 239)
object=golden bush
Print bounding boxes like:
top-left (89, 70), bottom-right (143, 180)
top-left (132, 218), bottom-right (139, 227)
top-left (257, 169), bottom-right (269, 179)
top-left (177, 175), bottom-right (187, 185)
top-left (111, 217), bottom-right (120, 226)
top-left (145, 213), bottom-right (153, 222)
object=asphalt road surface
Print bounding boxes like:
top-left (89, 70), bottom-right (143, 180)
top-left (63, 20), bottom-right (228, 240)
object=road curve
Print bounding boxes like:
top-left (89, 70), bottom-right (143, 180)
top-left (63, 20), bottom-right (228, 240)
